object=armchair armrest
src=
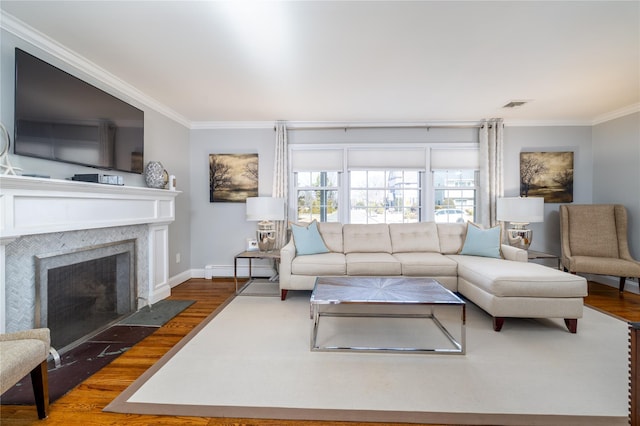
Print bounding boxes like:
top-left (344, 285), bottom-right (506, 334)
top-left (0, 328), bottom-right (50, 347)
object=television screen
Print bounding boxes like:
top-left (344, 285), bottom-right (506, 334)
top-left (14, 48), bottom-right (144, 174)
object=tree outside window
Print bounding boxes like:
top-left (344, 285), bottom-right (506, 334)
top-left (295, 171), bottom-right (339, 222)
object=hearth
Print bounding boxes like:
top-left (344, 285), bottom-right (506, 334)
top-left (35, 240), bottom-right (136, 352)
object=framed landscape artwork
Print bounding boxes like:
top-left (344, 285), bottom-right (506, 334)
top-left (209, 153), bottom-right (258, 202)
top-left (520, 151), bottom-right (573, 203)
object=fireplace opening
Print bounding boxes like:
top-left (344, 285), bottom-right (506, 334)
top-left (36, 240), bottom-right (136, 352)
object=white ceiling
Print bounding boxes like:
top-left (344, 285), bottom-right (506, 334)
top-left (1, 1), bottom-right (639, 127)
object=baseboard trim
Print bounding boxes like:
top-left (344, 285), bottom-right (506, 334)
top-left (169, 265), bottom-right (276, 284)
top-left (169, 270), bottom-right (192, 288)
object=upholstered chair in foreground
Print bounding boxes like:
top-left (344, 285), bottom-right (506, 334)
top-left (0, 328), bottom-right (50, 419)
top-left (560, 204), bottom-right (640, 292)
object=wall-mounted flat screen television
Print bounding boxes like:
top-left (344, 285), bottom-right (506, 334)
top-left (14, 48), bottom-right (144, 174)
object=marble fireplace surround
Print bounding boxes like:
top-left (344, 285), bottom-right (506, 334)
top-left (0, 175), bottom-right (179, 333)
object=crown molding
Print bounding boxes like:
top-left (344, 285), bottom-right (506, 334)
top-left (190, 121), bottom-right (275, 130)
top-left (0, 11), bottom-right (191, 129)
top-left (591, 103), bottom-right (640, 125)
top-left (503, 119), bottom-right (593, 127)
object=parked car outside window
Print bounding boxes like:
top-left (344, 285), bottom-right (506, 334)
top-left (434, 208), bottom-right (472, 223)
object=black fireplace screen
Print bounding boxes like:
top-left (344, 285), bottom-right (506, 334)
top-left (39, 242), bottom-right (135, 352)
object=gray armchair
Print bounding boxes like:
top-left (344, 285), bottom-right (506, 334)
top-left (560, 204), bottom-right (640, 292)
top-left (0, 328), bottom-right (50, 419)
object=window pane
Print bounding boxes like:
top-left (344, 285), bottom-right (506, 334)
top-left (324, 191), bottom-right (339, 222)
top-left (324, 172), bottom-right (338, 187)
top-left (433, 169), bottom-right (477, 223)
top-left (294, 171), bottom-right (340, 223)
top-left (350, 171), bottom-right (367, 187)
top-left (297, 190), bottom-right (314, 222)
top-left (368, 171), bottom-right (385, 187)
top-left (368, 189), bottom-right (385, 208)
top-left (296, 172), bottom-right (311, 187)
top-left (297, 189), bottom-right (340, 222)
top-left (349, 170), bottom-right (422, 224)
top-left (350, 189), bottom-right (367, 208)
top-left (405, 171), bottom-right (419, 184)
top-left (310, 172), bottom-right (322, 186)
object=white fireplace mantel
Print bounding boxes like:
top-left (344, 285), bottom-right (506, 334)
top-left (0, 175), bottom-right (180, 333)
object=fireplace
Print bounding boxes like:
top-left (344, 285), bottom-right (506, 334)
top-left (0, 175), bottom-right (179, 335)
top-left (35, 240), bottom-right (136, 351)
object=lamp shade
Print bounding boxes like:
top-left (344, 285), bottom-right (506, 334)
top-left (497, 197), bottom-right (544, 223)
top-left (246, 197), bottom-right (285, 221)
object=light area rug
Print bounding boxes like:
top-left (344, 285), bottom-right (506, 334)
top-left (238, 279), bottom-right (280, 297)
top-left (105, 291), bottom-right (630, 425)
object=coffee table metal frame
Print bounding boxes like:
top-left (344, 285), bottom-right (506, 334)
top-left (310, 277), bottom-right (466, 355)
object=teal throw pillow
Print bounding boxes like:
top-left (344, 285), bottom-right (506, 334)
top-left (459, 223), bottom-right (503, 259)
top-left (291, 220), bottom-right (330, 256)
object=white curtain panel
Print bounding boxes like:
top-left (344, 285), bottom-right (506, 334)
top-left (478, 118), bottom-right (504, 228)
top-left (272, 121), bottom-right (289, 249)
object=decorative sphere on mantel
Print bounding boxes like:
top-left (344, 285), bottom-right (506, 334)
top-left (144, 161), bottom-right (168, 189)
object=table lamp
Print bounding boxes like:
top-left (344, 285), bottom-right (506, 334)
top-left (246, 197), bottom-right (285, 252)
top-left (496, 197), bottom-right (544, 250)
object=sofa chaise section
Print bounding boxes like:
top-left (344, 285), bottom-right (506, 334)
top-left (453, 254), bottom-right (588, 332)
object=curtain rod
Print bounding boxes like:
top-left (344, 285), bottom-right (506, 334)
top-left (276, 122), bottom-right (484, 131)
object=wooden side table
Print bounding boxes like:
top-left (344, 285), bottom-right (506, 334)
top-left (233, 250), bottom-right (281, 295)
top-left (527, 250), bottom-right (561, 270)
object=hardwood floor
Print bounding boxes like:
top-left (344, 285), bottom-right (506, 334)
top-left (1, 278), bottom-right (638, 425)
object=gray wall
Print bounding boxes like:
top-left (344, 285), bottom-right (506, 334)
top-left (503, 126), bottom-right (593, 256)
top-left (144, 109), bottom-right (191, 279)
top-left (592, 112), bottom-right (640, 259)
top-left (0, 29), bottom-right (192, 280)
top-left (189, 128), bottom-right (276, 276)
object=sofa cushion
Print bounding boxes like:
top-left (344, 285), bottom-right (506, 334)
top-left (389, 223), bottom-right (440, 253)
top-left (450, 254), bottom-right (587, 298)
top-left (346, 253), bottom-right (401, 275)
top-left (343, 224), bottom-right (392, 253)
top-left (459, 223), bottom-right (502, 259)
top-left (291, 252), bottom-right (346, 276)
top-left (436, 223), bottom-right (467, 254)
top-left (568, 205), bottom-right (620, 258)
top-left (317, 222), bottom-right (344, 253)
top-left (392, 252), bottom-right (458, 276)
top-left (291, 220), bottom-right (329, 256)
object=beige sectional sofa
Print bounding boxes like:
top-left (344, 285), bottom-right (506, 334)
top-left (280, 222), bottom-right (588, 332)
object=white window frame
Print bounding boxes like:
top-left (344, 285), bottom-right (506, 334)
top-left (289, 143), bottom-right (478, 224)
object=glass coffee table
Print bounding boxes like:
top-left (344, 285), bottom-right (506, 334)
top-left (310, 277), bottom-right (466, 354)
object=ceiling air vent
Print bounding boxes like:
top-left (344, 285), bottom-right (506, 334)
top-left (503, 100), bottom-right (530, 108)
